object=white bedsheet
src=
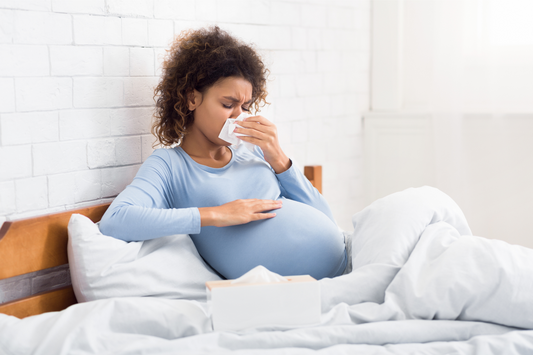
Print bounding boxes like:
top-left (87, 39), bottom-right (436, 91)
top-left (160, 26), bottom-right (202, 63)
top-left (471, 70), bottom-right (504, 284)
top-left (2, 186), bottom-right (533, 355)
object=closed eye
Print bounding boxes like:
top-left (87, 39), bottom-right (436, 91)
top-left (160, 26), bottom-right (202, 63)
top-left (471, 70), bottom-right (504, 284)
top-left (222, 96), bottom-right (252, 109)
top-left (222, 103), bottom-right (251, 112)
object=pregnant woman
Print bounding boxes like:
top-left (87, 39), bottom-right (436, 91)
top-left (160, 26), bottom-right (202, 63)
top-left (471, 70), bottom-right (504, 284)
top-left (99, 26), bottom-right (347, 280)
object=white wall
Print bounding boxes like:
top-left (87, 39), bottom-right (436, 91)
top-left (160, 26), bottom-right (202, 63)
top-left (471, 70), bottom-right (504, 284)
top-left (366, 0), bottom-right (533, 247)
top-left (0, 0), bottom-right (370, 232)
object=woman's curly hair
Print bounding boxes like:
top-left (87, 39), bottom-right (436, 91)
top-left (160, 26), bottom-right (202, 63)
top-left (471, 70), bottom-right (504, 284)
top-left (152, 26), bottom-right (269, 147)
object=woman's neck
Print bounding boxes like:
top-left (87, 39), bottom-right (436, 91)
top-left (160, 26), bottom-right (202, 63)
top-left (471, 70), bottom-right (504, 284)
top-left (181, 134), bottom-right (232, 168)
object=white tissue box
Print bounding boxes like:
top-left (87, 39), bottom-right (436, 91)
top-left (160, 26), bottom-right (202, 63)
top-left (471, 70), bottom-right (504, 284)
top-left (206, 275), bottom-right (321, 332)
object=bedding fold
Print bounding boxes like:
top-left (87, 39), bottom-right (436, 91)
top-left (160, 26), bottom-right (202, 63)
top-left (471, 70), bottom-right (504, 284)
top-left (2, 186), bottom-right (533, 354)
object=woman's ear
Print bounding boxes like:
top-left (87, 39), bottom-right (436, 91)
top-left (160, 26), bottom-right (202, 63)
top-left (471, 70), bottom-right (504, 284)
top-left (188, 90), bottom-right (202, 111)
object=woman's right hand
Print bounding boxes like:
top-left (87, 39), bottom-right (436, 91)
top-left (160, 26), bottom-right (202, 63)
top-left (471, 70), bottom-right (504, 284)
top-left (198, 199), bottom-right (282, 227)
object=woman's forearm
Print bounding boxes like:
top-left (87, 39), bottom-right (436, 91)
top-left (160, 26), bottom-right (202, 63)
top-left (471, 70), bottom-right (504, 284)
top-left (99, 203), bottom-right (201, 241)
top-left (276, 164), bottom-right (336, 223)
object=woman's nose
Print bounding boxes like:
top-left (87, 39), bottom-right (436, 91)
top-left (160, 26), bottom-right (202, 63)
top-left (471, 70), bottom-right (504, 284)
top-left (231, 107), bottom-right (243, 119)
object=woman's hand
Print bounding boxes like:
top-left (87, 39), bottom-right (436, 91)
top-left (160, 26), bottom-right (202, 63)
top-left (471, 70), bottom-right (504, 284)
top-left (198, 199), bottom-right (282, 227)
top-left (234, 115), bottom-right (291, 174)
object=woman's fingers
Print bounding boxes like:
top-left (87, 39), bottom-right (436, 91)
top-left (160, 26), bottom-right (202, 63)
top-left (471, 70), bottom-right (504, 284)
top-left (236, 198), bottom-right (281, 213)
top-left (234, 116), bottom-right (291, 174)
top-left (235, 116), bottom-right (273, 134)
top-left (200, 199), bottom-right (283, 227)
top-left (238, 115), bottom-right (273, 127)
top-left (234, 117), bottom-right (277, 145)
top-left (234, 123), bottom-right (274, 139)
top-left (252, 198), bottom-right (283, 212)
top-left (250, 212), bottom-right (276, 222)
top-left (234, 127), bottom-right (268, 141)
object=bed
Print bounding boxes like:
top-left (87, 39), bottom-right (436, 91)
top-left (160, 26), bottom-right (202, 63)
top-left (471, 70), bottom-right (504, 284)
top-left (2, 165), bottom-right (533, 354)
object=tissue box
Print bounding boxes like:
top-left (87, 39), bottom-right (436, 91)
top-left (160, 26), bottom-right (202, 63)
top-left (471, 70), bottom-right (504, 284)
top-left (206, 275), bottom-right (321, 332)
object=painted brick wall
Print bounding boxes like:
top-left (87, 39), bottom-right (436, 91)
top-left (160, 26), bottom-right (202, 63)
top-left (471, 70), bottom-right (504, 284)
top-left (0, 0), bottom-right (369, 232)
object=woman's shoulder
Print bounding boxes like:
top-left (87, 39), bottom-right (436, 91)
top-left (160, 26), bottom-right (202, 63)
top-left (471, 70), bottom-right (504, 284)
top-left (146, 147), bottom-right (185, 162)
top-left (149, 147), bottom-right (174, 157)
top-left (139, 147), bottom-right (185, 173)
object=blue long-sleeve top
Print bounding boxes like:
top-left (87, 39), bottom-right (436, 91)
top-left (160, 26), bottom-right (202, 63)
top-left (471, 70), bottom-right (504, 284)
top-left (99, 145), bottom-right (346, 280)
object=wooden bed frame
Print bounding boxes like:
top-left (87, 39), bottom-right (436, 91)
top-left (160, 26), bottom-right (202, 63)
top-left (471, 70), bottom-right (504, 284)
top-left (0, 166), bottom-right (322, 319)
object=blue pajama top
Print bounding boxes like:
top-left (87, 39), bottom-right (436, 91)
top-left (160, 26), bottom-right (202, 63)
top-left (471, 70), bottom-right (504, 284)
top-left (99, 145), bottom-right (347, 280)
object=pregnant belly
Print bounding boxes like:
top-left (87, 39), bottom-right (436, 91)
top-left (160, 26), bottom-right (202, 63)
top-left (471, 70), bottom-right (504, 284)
top-left (189, 198), bottom-right (346, 280)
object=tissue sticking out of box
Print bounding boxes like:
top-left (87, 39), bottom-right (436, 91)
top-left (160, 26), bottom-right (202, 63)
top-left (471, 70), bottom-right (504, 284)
top-left (218, 112), bottom-right (256, 151)
top-left (231, 265), bottom-right (288, 284)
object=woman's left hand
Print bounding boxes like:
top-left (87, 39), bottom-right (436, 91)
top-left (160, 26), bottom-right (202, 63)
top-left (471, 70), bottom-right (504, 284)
top-left (234, 115), bottom-right (291, 174)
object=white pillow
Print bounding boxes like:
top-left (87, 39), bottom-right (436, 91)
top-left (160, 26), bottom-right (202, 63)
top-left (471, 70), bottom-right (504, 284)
top-left (67, 213), bottom-right (222, 303)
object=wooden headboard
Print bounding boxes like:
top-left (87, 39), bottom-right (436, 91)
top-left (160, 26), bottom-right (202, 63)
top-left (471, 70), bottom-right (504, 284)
top-left (0, 166), bottom-right (322, 319)
top-left (0, 204), bottom-right (109, 318)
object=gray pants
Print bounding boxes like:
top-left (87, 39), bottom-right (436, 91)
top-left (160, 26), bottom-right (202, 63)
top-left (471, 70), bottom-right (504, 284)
top-left (341, 231), bottom-right (353, 275)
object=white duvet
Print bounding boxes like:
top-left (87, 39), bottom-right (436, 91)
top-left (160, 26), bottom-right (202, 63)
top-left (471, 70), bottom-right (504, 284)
top-left (2, 187), bottom-right (533, 355)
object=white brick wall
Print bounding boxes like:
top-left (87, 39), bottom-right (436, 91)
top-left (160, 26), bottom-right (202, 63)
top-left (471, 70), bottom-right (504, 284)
top-left (16, 78), bottom-right (73, 111)
top-left (0, 45), bottom-right (49, 76)
top-left (0, 79), bottom-right (15, 112)
top-left (1, 111), bottom-right (59, 145)
top-left (130, 48), bottom-right (155, 76)
top-left (50, 46), bottom-right (103, 76)
top-left (15, 177), bottom-right (48, 212)
top-left (104, 46), bottom-right (129, 76)
top-left (73, 15), bottom-right (121, 45)
top-left (1, 0), bottom-right (51, 11)
top-left (123, 77), bottom-right (159, 106)
top-left (194, 0), bottom-right (217, 22)
top-left (0, 145), bottom-right (32, 180)
top-left (154, 0), bottom-right (195, 20)
top-left (87, 136), bottom-right (141, 168)
top-left (141, 134), bottom-right (156, 161)
top-left (109, 107), bottom-right (152, 135)
top-left (32, 141), bottom-right (87, 175)
top-left (101, 165), bottom-right (140, 197)
top-left (107, 0), bottom-right (154, 18)
top-left (122, 18), bottom-right (149, 46)
top-left (52, 0), bottom-right (106, 15)
top-left (0, 0), bottom-right (370, 232)
top-left (0, 181), bottom-right (16, 215)
top-left (73, 77), bottom-right (123, 108)
top-left (8, 10), bottom-right (72, 44)
top-left (148, 19), bottom-right (174, 47)
top-left (48, 169), bottom-right (102, 207)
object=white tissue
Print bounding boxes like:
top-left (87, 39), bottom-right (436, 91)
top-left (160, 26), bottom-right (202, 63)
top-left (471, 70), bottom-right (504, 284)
top-left (218, 112), bottom-right (255, 151)
top-left (231, 265), bottom-right (288, 284)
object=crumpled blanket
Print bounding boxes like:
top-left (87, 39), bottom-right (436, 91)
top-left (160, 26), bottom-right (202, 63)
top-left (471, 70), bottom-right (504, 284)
top-left (2, 186), bottom-right (533, 355)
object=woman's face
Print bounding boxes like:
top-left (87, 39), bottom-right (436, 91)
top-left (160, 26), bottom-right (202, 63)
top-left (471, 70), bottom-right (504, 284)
top-left (188, 76), bottom-right (253, 146)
